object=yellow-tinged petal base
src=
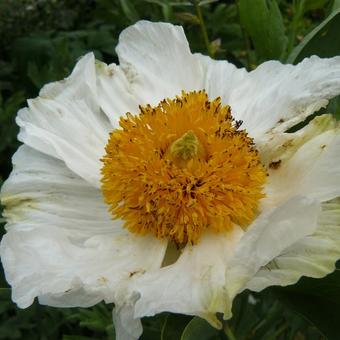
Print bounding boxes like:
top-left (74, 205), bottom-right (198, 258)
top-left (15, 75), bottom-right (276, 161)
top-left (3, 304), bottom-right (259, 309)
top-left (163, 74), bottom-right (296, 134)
top-left (101, 91), bottom-right (266, 244)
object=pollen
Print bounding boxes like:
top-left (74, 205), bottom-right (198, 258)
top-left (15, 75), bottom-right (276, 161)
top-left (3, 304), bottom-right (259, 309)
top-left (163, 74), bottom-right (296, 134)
top-left (101, 91), bottom-right (266, 244)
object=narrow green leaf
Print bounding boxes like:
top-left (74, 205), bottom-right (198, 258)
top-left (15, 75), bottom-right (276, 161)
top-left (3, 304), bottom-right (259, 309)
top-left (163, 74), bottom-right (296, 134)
top-left (238, 0), bottom-right (288, 61)
top-left (198, 0), bottom-right (219, 5)
top-left (119, 0), bottom-right (140, 22)
top-left (144, 0), bottom-right (169, 5)
top-left (303, 0), bottom-right (330, 12)
top-left (288, 9), bottom-right (340, 64)
top-left (180, 317), bottom-right (219, 340)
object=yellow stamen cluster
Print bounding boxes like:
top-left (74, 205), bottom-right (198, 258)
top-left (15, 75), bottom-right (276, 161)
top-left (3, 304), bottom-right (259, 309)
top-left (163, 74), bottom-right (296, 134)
top-left (101, 91), bottom-right (266, 244)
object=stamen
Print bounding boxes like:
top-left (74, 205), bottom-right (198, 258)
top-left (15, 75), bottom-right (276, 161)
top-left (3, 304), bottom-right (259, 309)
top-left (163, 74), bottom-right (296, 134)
top-left (101, 90), bottom-right (266, 244)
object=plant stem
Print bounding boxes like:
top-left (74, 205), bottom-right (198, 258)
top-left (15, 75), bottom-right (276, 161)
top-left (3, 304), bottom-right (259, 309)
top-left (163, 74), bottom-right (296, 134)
top-left (192, 0), bottom-right (212, 57)
top-left (224, 324), bottom-right (237, 340)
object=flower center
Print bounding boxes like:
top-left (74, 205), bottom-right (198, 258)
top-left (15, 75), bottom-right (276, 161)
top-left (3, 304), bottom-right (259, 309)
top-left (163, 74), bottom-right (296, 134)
top-left (101, 91), bottom-right (266, 244)
top-left (170, 130), bottom-right (200, 161)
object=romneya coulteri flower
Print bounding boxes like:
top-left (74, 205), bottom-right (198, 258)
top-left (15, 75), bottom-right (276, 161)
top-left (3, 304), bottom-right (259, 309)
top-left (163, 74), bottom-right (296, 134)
top-left (1, 21), bottom-right (340, 339)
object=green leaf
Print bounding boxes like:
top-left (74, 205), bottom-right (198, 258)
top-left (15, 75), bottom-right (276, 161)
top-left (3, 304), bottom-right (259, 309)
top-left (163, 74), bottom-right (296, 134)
top-left (62, 336), bottom-right (95, 340)
top-left (238, 0), bottom-right (288, 61)
top-left (303, 0), bottom-right (330, 12)
top-left (161, 314), bottom-right (192, 340)
top-left (231, 292), bottom-right (260, 338)
top-left (140, 313), bottom-right (168, 340)
top-left (180, 317), bottom-right (220, 340)
top-left (332, 0), bottom-right (340, 11)
top-left (198, 0), bottom-right (219, 5)
top-left (119, 0), bottom-right (140, 22)
top-left (269, 269), bottom-right (340, 340)
top-left (0, 288), bottom-right (11, 300)
top-left (288, 9), bottom-right (340, 64)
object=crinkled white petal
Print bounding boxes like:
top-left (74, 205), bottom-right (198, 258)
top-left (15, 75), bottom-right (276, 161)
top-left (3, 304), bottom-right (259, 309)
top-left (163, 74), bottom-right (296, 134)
top-left (116, 21), bottom-right (204, 106)
top-left (260, 115), bottom-right (340, 208)
top-left (240, 116), bottom-right (340, 292)
top-left (1, 145), bottom-right (115, 238)
top-left (197, 54), bottom-right (340, 138)
top-left (17, 53), bottom-right (112, 187)
top-left (95, 61), bottom-right (141, 128)
top-left (246, 198), bottom-right (340, 291)
top-left (131, 196), bottom-right (324, 326)
top-left (133, 228), bottom-right (244, 328)
top-left (225, 196), bottom-right (320, 299)
top-left (112, 294), bottom-right (143, 340)
top-left (195, 54), bottom-right (247, 106)
top-left (0, 146), bottom-right (167, 311)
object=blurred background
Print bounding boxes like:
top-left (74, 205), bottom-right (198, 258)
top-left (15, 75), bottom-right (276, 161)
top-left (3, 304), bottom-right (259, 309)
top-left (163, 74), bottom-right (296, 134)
top-left (0, 0), bottom-right (340, 339)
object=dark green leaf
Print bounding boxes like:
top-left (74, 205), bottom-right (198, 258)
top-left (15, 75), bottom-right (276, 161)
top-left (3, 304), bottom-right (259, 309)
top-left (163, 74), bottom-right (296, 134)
top-left (62, 336), bottom-right (95, 340)
top-left (288, 9), bottom-right (340, 63)
top-left (238, 0), bottom-right (288, 61)
top-left (269, 269), bottom-right (340, 340)
top-left (180, 317), bottom-right (220, 340)
top-left (0, 288), bottom-right (11, 300)
top-left (161, 314), bottom-right (192, 340)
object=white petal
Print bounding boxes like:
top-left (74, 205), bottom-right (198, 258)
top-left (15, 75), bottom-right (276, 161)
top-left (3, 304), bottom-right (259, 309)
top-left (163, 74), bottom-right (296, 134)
top-left (1, 145), bottom-right (114, 238)
top-left (38, 283), bottom-right (103, 308)
top-left (116, 21), bottom-right (204, 106)
top-left (112, 295), bottom-right (143, 340)
top-left (195, 54), bottom-right (247, 104)
top-left (16, 53), bottom-right (112, 187)
top-left (199, 55), bottom-right (340, 138)
top-left (260, 115), bottom-right (340, 208)
top-left (0, 146), bottom-right (167, 309)
top-left (1, 227), bottom-right (165, 309)
top-left (96, 61), bottom-right (140, 128)
top-left (133, 228), bottom-right (244, 327)
top-left (225, 196), bottom-right (320, 299)
top-left (246, 198), bottom-right (340, 291)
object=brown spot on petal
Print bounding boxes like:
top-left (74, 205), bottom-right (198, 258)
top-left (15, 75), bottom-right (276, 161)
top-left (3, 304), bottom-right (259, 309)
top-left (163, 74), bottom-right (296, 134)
top-left (269, 160), bottom-right (282, 170)
top-left (129, 270), bottom-right (146, 278)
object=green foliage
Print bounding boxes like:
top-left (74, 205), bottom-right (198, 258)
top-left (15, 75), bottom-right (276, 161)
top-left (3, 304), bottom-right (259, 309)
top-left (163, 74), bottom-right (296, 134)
top-left (0, 92), bottom-right (24, 179)
top-left (160, 314), bottom-right (192, 340)
top-left (238, 0), bottom-right (288, 62)
top-left (333, 0), bottom-right (340, 10)
top-left (180, 317), bottom-right (220, 340)
top-left (288, 8), bottom-right (340, 63)
top-left (268, 268), bottom-right (340, 340)
top-left (1, 0), bottom-right (340, 339)
top-left (0, 300), bottom-right (115, 340)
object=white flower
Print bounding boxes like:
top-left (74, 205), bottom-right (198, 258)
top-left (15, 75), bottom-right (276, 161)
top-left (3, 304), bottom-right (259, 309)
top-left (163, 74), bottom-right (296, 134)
top-left (1, 21), bottom-right (340, 340)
